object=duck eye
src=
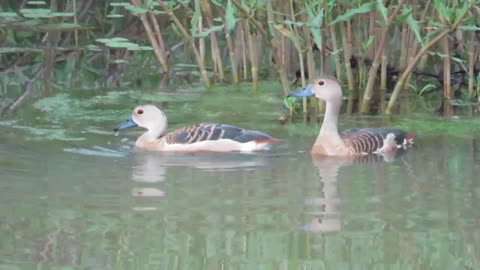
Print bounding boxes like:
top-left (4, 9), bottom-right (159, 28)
top-left (318, 80), bottom-right (325, 86)
top-left (137, 109), bottom-right (144, 115)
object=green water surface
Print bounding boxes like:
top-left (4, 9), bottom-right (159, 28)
top-left (1, 82), bottom-right (480, 270)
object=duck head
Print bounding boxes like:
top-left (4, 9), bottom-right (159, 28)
top-left (115, 105), bottom-right (167, 137)
top-left (288, 76), bottom-right (343, 103)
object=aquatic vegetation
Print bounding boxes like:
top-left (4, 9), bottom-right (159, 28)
top-left (1, 0), bottom-right (479, 116)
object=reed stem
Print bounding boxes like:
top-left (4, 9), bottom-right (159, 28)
top-left (386, 1), bottom-right (475, 114)
top-left (442, 36), bottom-right (451, 99)
top-left (468, 32), bottom-right (475, 96)
top-left (246, 21), bottom-right (259, 90)
top-left (130, 0), bottom-right (169, 73)
top-left (224, 20), bottom-right (239, 84)
top-left (156, 0), bottom-right (210, 88)
top-left (201, 0), bottom-right (224, 81)
top-left (148, 13), bottom-right (169, 71)
top-left (361, 0), bottom-right (405, 113)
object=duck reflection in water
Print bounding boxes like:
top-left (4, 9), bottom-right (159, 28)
top-left (302, 150), bottom-right (409, 232)
top-left (129, 151), bottom-right (271, 208)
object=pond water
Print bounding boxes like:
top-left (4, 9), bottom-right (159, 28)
top-left (1, 82), bottom-right (480, 269)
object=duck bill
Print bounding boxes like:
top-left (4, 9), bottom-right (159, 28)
top-left (114, 117), bottom-right (138, 132)
top-left (288, 84), bottom-right (314, 98)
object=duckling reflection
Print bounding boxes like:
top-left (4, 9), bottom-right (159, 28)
top-left (302, 151), bottom-right (405, 232)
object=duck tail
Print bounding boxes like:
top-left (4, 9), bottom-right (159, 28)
top-left (403, 133), bottom-right (415, 147)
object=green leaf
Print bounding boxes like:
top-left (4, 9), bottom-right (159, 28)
top-left (193, 25), bottom-right (225, 38)
top-left (96, 37), bottom-right (129, 44)
top-left (225, 0), bottom-right (237, 31)
top-left (110, 2), bottom-right (132, 7)
top-left (376, 0), bottom-right (388, 21)
top-left (150, 9), bottom-right (166, 15)
top-left (283, 97), bottom-right (298, 109)
top-left (96, 38), bottom-right (110, 44)
top-left (330, 2), bottom-right (375, 25)
top-left (0, 12), bottom-right (18, 18)
top-left (128, 45), bottom-right (153, 51)
top-left (125, 5), bottom-right (148, 15)
top-left (106, 41), bottom-right (140, 49)
top-left (20, 8), bottom-right (52, 18)
top-left (418, 83), bottom-right (437, 96)
top-left (190, 0), bottom-right (201, 33)
top-left (86, 44), bottom-right (102, 51)
top-left (50, 12), bottom-right (75, 17)
top-left (41, 23), bottom-right (82, 31)
top-left (432, 0), bottom-right (450, 23)
top-left (304, 3), bottom-right (323, 29)
top-left (144, 0), bottom-right (153, 9)
top-left (404, 6), bottom-right (423, 46)
top-left (111, 59), bottom-right (129, 64)
top-left (20, 8), bottom-right (51, 13)
top-left (27, 1), bottom-right (47, 5)
top-left (362, 36), bottom-right (375, 50)
top-left (107, 14), bottom-right (124, 18)
top-left (211, 0), bottom-right (223, 7)
top-left (283, 20), bottom-right (304, 27)
top-left (110, 37), bottom-right (130, 42)
top-left (459, 25), bottom-right (480, 31)
top-left (304, 4), bottom-right (323, 49)
top-left (0, 47), bottom-right (43, 53)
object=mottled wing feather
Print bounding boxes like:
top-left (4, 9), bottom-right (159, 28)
top-left (163, 123), bottom-right (273, 144)
top-left (341, 128), bottom-right (410, 154)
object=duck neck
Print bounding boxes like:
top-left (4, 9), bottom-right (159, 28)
top-left (151, 121), bottom-right (167, 139)
top-left (319, 99), bottom-right (341, 137)
top-left (143, 117), bottom-right (168, 142)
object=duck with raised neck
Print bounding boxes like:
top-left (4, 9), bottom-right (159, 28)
top-left (288, 76), bottom-right (414, 156)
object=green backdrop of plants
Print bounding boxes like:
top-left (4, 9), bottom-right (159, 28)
top-left (0, 0), bottom-right (479, 117)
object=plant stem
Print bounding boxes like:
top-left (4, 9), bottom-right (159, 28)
top-left (148, 13), bottom-right (169, 71)
top-left (442, 36), bottom-right (451, 99)
top-left (398, 22), bottom-right (409, 71)
top-left (301, 10), bottom-right (315, 83)
top-left (329, 25), bottom-right (342, 82)
top-left (223, 18), bottom-right (239, 84)
top-left (130, 0), bottom-right (169, 73)
top-left (201, 0), bottom-right (224, 81)
top-left (241, 21), bottom-right (248, 80)
top-left (339, 20), bottom-right (354, 91)
top-left (360, 0), bottom-right (405, 113)
top-left (385, 1), bottom-right (475, 114)
top-left (156, 0), bottom-right (211, 88)
top-left (468, 31), bottom-right (475, 96)
top-left (246, 21), bottom-right (259, 90)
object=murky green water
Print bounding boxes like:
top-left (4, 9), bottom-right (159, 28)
top-left (1, 82), bottom-right (480, 269)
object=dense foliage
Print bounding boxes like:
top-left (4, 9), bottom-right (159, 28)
top-left (0, 0), bottom-right (479, 116)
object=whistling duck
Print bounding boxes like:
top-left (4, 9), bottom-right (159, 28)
top-left (288, 76), bottom-right (414, 156)
top-left (114, 104), bottom-right (279, 152)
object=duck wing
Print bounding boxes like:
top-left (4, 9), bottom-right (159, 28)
top-left (163, 123), bottom-right (275, 144)
top-left (341, 128), bottom-right (414, 154)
